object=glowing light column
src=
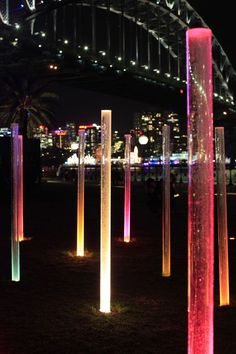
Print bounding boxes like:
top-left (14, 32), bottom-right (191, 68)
top-left (77, 128), bottom-right (85, 256)
top-left (187, 28), bottom-right (214, 354)
top-left (18, 135), bottom-right (24, 242)
top-left (124, 134), bottom-right (132, 243)
top-left (100, 110), bottom-right (111, 313)
top-left (11, 123), bottom-right (20, 282)
top-left (162, 125), bottom-right (171, 277)
top-left (215, 127), bottom-right (230, 306)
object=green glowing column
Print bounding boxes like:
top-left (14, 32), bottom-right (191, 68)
top-left (77, 128), bottom-right (85, 256)
top-left (215, 127), bottom-right (230, 306)
top-left (162, 124), bottom-right (171, 277)
top-left (100, 110), bottom-right (111, 313)
top-left (11, 123), bottom-right (20, 282)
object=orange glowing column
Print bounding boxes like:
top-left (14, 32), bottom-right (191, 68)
top-left (162, 125), bottom-right (171, 277)
top-left (11, 123), bottom-right (20, 282)
top-left (18, 135), bottom-right (24, 242)
top-left (77, 128), bottom-right (85, 256)
top-left (100, 110), bottom-right (111, 313)
top-left (215, 127), bottom-right (230, 306)
top-left (187, 28), bottom-right (214, 354)
top-left (124, 134), bottom-right (132, 243)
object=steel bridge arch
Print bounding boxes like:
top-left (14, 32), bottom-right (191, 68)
top-left (1, 0), bottom-right (235, 106)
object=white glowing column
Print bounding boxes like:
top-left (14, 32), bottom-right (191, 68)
top-left (187, 28), bottom-right (214, 354)
top-left (215, 127), bottom-right (230, 306)
top-left (77, 128), bottom-right (85, 256)
top-left (11, 123), bottom-right (20, 282)
top-left (162, 124), bottom-right (171, 277)
top-left (124, 134), bottom-right (132, 243)
top-left (100, 110), bottom-right (111, 313)
top-left (18, 135), bottom-right (24, 242)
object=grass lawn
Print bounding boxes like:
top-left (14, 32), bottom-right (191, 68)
top-left (0, 180), bottom-right (236, 353)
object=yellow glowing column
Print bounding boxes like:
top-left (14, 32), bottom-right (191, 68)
top-left (100, 110), bottom-right (111, 313)
top-left (11, 123), bottom-right (20, 282)
top-left (18, 135), bottom-right (24, 242)
top-left (162, 125), bottom-right (171, 277)
top-left (77, 128), bottom-right (86, 256)
top-left (215, 127), bottom-right (230, 306)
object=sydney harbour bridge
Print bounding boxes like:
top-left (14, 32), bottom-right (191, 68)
top-left (0, 0), bottom-right (235, 111)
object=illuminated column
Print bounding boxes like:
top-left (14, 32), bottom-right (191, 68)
top-left (100, 110), bottom-right (111, 313)
top-left (187, 28), bottom-right (214, 354)
top-left (162, 125), bottom-right (171, 277)
top-left (11, 123), bottom-right (20, 282)
top-left (215, 127), bottom-right (230, 306)
top-left (76, 129), bottom-right (85, 256)
top-left (18, 135), bottom-right (24, 242)
top-left (124, 134), bottom-right (132, 243)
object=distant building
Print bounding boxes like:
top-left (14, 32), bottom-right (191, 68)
top-left (32, 125), bottom-right (53, 149)
top-left (112, 130), bottom-right (124, 157)
top-left (79, 124), bottom-right (101, 156)
top-left (132, 111), bottom-right (187, 159)
top-left (52, 128), bottom-right (67, 149)
top-left (0, 127), bottom-right (11, 137)
top-left (66, 122), bottom-right (78, 146)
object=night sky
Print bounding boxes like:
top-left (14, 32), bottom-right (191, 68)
top-left (52, 1), bottom-right (235, 133)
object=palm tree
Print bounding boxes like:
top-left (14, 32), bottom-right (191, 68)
top-left (0, 72), bottom-right (58, 137)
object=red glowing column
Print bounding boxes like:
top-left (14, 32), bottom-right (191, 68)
top-left (77, 128), bottom-right (85, 256)
top-left (162, 125), bottom-right (171, 277)
top-left (215, 127), bottom-right (230, 306)
top-left (124, 134), bottom-right (132, 243)
top-left (11, 123), bottom-right (20, 282)
top-left (18, 135), bottom-right (24, 242)
top-left (186, 28), bottom-right (214, 354)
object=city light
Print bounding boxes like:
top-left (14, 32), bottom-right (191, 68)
top-left (187, 28), bottom-right (214, 354)
top-left (100, 110), bottom-right (111, 313)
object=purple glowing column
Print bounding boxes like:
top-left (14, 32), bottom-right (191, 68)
top-left (77, 128), bottom-right (85, 256)
top-left (100, 110), bottom-right (111, 313)
top-left (124, 134), bottom-right (132, 243)
top-left (11, 123), bottom-right (20, 282)
top-left (162, 125), bottom-right (171, 277)
top-left (187, 28), bottom-right (214, 354)
top-left (215, 127), bottom-right (230, 306)
top-left (18, 135), bottom-right (24, 242)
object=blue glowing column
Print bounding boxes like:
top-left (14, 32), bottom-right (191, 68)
top-left (162, 124), bottom-right (171, 277)
top-left (215, 127), bottom-right (230, 306)
top-left (124, 134), bottom-right (132, 243)
top-left (77, 128), bottom-right (85, 256)
top-left (11, 123), bottom-right (20, 282)
top-left (100, 110), bottom-right (111, 313)
top-left (187, 28), bottom-right (214, 354)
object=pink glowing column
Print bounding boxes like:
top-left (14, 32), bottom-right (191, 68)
top-left (100, 110), bottom-right (112, 313)
top-left (162, 125), bottom-right (171, 277)
top-left (215, 127), bottom-right (230, 306)
top-left (77, 128), bottom-right (85, 256)
top-left (11, 123), bottom-right (20, 282)
top-left (124, 134), bottom-right (132, 243)
top-left (18, 135), bottom-right (24, 242)
top-left (187, 28), bottom-right (214, 354)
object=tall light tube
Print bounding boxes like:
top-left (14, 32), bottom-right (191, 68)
top-left (124, 134), bottom-right (132, 243)
top-left (100, 110), bottom-right (111, 313)
top-left (18, 135), bottom-right (24, 242)
top-left (187, 28), bottom-right (214, 354)
top-left (162, 125), bottom-right (171, 277)
top-left (77, 128), bottom-right (85, 256)
top-left (215, 127), bottom-right (230, 306)
top-left (11, 123), bottom-right (20, 282)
